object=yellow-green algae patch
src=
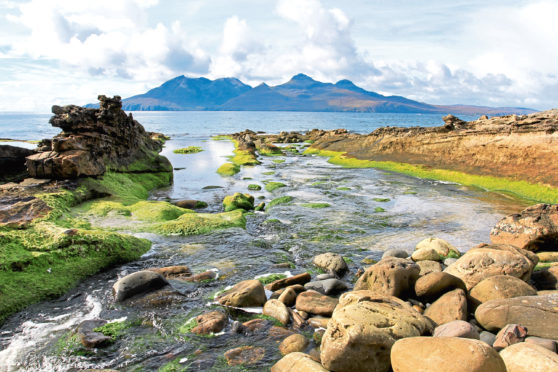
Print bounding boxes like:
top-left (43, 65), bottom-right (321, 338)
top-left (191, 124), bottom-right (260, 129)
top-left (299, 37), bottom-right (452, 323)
top-left (217, 162), bottom-right (240, 176)
top-left (147, 210), bottom-right (246, 235)
top-left (304, 148), bottom-right (558, 204)
top-left (173, 146), bottom-right (203, 154)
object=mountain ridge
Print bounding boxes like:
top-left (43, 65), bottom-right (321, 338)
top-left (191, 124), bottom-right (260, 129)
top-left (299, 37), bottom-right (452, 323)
top-left (86, 74), bottom-right (535, 115)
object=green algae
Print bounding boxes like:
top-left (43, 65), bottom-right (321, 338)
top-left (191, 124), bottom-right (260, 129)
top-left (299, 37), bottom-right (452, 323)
top-left (148, 210), bottom-right (246, 236)
top-left (305, 148), bottom-right (558, 204)
top-left (217, 163), bottom-right (240, 176)
top-left (265, 182), bottom-right (286, 192)
top-left (262, 171), bottom-right (275, 175)
top-left (374, 207), bottom-right (386, 213)
top-left (94, 319), bottom-right (140, 342)
top-left (258, 146), bottom-right (284, 156)
top-left (301, 203), bottom-right (331, 208)
top-left (223, 193), bottom-right (255, 212)
top-left (373, 198), bottom-right (391, 202)
top-left (174, 146), bottom-right (203, 154)
top-left (272, 159), bottom-right (286, 164)
top-left (248, 184), bottom-right (262, 191)
top-left (257, 273), bottom-right (287, 285)
top-left (267, 196), bottom-right (294, 209)
top-left (337, 187), bottom-right (351, 191)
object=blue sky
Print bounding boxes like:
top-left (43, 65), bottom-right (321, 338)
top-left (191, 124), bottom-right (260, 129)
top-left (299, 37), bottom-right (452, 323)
top-left (0, 0), bottom-right (557, 111)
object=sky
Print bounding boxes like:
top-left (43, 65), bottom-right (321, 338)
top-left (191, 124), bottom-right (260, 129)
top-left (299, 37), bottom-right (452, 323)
top-left (0, 0), bottom-right (557, 112)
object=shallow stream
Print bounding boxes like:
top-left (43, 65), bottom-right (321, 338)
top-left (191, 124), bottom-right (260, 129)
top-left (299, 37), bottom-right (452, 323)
top-left (0, 133), bottom-right (527, 371)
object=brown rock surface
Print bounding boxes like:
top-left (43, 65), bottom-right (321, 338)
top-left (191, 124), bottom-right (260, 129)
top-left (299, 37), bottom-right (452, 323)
top-left (415, 272), bottom-right (466, 301)
top-left (309, 110), bottom-right (558, 187)
top-left (26, 95), bottom-right (172, 179)
top-left (217, 279), bottom-right (267, 307)
top-left (493, 324), bottom-right (528, 350)
top-left (147, 265), bottom-right (192, 280)
top-left (191, 311), bottom-right (227, 335)
top-left (499, 342), bottom-right (558, 372)
top-left (320, 290), bottom-right (433, 372)
top-left (433, 320), bottom-right (480, 339)
top-left (313, 252), bottom-right (349, 277)
top-left (278, 287), bottom-right (297, 306)
top-left (354, 257), bottom-right (420, 298)
top-left (224, 346), bottom-right (265, 366)
top-left (444, 244), bottom-right (538, 290)
top-left (271, 352), bottom-right (328, 372)
top-left (295, 290), bottom-right (338, 317)
top-left (265, 272), bottom-right (311, 291)
top-left (391, 336), bottom-right (507, 372)
top-left (475, 295), bottom-right (558, 339)
top-left (263, 299), bottom-right (290, 326)
top-left (469, 275), bottom-right (537, 307)
top-left (532, 266), bottom-right (558, 290)
top-left (424, 288), bottom-right (468, 325)
top-left (279, 334), bottom-right (309, 356)
top-left (416, 260), bottom-right (443, 276)
top-left (490, 204), bottom-right (558, 252)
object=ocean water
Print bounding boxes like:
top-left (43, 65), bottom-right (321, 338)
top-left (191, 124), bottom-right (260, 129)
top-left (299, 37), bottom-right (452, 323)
top-left (0, 110), bottom-right (523, 371)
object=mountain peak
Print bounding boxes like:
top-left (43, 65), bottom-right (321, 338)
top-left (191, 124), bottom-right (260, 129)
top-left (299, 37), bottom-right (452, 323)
top-left (291, 73), bottom-right (315, 81)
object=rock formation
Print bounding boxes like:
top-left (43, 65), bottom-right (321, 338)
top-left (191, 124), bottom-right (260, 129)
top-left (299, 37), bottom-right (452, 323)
top-left (0, 145), bottom-right (35, 182)
top-left (26, 95), bottom-right (172, 179)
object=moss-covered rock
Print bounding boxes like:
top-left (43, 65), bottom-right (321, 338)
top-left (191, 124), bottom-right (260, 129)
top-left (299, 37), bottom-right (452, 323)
top-left (223, 193), bottom-right (255, 212)
top-left (173, 146), bottom-right (203, 154)
top-left (148, 210), bottom-right (246, 235)
top-left (265, 182), bottom-right (286, 192)
top-left (248, 184), bottom-right (262, 191)
top-left (268, 196), bottom-right (294, 209)
top-left (217, 163), bottom-right (240, 176)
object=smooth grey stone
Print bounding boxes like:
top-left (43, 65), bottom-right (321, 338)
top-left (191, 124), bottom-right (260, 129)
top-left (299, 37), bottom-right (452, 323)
top-left (479, 331), bottom-right (497, 346)
top-left (304, 279), bottom-right (348, 295)
top-left (112, 270), bottom-right (168, 302)
top-left (316, 273), bottom-right (335, 280)
top-left (444, 257), bottom-right (458, 266)
top-left (382, 249), bottom-right (409, 259)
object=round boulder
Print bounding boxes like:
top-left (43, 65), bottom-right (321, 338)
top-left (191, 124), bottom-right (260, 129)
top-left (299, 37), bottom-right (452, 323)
top-left (416, 260), bottom-right (443, 276)
top-left (271, 352), bottom-right (328, 372)
top-left (312, 252), bottom-right (348, 277)
top-left (217, 279), bottom-right (266, 307)
top-left (295, 290), bottom-right (338, 317)
top-left (391, 337), bottom-right (506, 372)
top-left (354, 257), bottom-right (420, 298)
top-left (499, 342), bottom-right (558, 372)
top-left (113, 270), bottom-right (168, 302)
top-left (415, 272), bottom-right (466, 301)
top-left (415, 237), bottom-right (460, 258)
top-left (469, 275), bottom-right (537, 307)
top-left (424, 288), bottom-right (468, 325)
top-left (192, 311), bottom-right (227, 335)
top-left (263, 299), bottom-right (290, 326)
top-left (279, 334), bottom-right (309, 356)
top-left (433, 320), bottom-right (480, 339)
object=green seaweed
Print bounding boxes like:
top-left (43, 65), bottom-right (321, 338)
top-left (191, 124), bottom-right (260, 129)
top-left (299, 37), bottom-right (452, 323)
top-left (373, 198), bottom-right (391, 202)
top-left (94, 319), bottom-right (140, 342)
top-left (173, 146), bottom-right (203, 154)
top-left (223, 193), bottom-right (255, 212)
top-left (265, 182), bottom-right (286, 192)
top-left (301, 203), bottom-right (331, 208)
top-left (267, 196), bottom-right (294, 208)
top-left (304, 148), bottom-right (558, 204)
top-left (217, 163), bottom-right (241, 176)
top-left (148, 210), bottom-right (246, 236)
top-left (337, 187), bottom-right (351, 191)
top-left (257, 273), bottom-right (287, 285)
top-left (248, 184), bottom-right (262, 191)
top-left (272, 159), bottom-right (285, 164)
top-left (374, 207), bottom-right (386, 213)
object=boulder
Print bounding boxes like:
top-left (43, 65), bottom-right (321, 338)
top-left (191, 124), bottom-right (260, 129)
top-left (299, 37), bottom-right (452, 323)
top-left (0, 195), bottom-right (52, 227)
top-left (414, 272), bottom-right (466, 301)
top-left (304, 278), bottom-right (348, 295)
top-left (183, 270), bottom-right (216, 282)
top-left (224, 346), bottom-right (265, 366)
top-left (415, 237), bottom-right (460, 259)
top-left (469, 275), bottom-right (537, 307)
top-left (475, 295), bottom-right (558, 339)
top-left (412, 248), bottom-right (442, 262)
top-left (320, 291), bottom-right (433, 372)
top-left (173, 200), bottom-right (207, 209)
top-left (76, 320), bottom-right (112, 348)
top-left (382, 249), bottom-right (409, 259)
top-left (490, 203), bottom-right (558, 252)
top-left (537, 251), bottom-right (558, 262)
top-left (112, 270), bottom-right (168, 302)
top-left (312, 252), bottom-right (349, 277)
top-left (263, 299), bottom-right (290, 326)
top-left (416, 260), bottom-right (443, 276)
top-left (192, 311), bottom-right (227, 335)
top-left (217, 280), bottom-right (266, 307)
top-left (0, 145), bottom-right (35, 182)
top-left (424, 288), bottom-right (468, 325)
top-left (279, 334), bottom-right (309, 356)
top-left (147, 265), bottom-right (192, 280)
top-left (433, 320), bottom-right (480, 339)
top-left (222, 193), bottom-right (254, 212)
top-left (391, 337), bottom-right (506, 372)
top-left (354, 257), bottom-right (420, 298)
top-left (265, 272), bottom-right (311, 291)
top-left (525, 336), bottom-right (557, 352)
top-left (295, 290), bottom-right (338, 317)
top-left (444, 244), bottom-right (538, 290)
top-left (278, 287), bottom-right (297, 307)
top-left (308, 317), bottom-right (330, 329)
top-left (271, 352), bottom-right (328, 372)
top-left (531, 266), bottom-right (558, 290)
top-left (26, 96), bottom-right (172, 179)
top-left (493, 324), bottom-right (528, 350)
top-left (499, 342), bottom-right (558, 371)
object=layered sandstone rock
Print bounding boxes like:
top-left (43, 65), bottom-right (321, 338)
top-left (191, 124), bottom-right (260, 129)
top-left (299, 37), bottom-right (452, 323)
top-left (26, 95), bottom-right (172, 179)
top-left (309, 110), bottom-right (558, 187)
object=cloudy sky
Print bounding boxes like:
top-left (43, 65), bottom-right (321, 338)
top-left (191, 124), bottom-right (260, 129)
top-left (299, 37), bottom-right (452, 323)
top-left (1, 0), bottom-right (557, 111)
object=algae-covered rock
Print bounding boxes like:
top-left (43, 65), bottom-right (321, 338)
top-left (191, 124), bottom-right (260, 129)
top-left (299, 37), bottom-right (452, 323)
top-left (217, 162), bottom-right (240, 176)
top-left (113, 270), bottom-right (168, 302)
top-left (223, 193), bottom-right (255, 212)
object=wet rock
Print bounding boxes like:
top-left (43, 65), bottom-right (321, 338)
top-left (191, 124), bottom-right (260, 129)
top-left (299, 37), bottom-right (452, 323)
top-left (353, 257), bottom-right (420, 298)
top-left (308, 317), bottom-right (330, 329)
top-left (222, 192), bottom-right (254, 212)
top-left (0, 195), bottom-right (52, 227)
top-left (525, 336), bottom-right (557, 352)
top-left (444, 244), bottom-right (538, 290)
top-left (265, 272), bottom-right (311, 291)
top-left (254, 202), bottom-right (265, 211)
top-left (414, 272), bottom-right (466, 302)
top-left (382, 249), bottom-right (409, 259)
top-left (416, 260), bottom-right (443, 276)
top-left (433, 320), bottom-right (480, 339)
top-left (271, 284), bottom-right (306, 299)
top-left (480, 331), bottom-right (497, 346)
top-left (77, 320), bottom-right (112, 348)
top-left (112, 270), bottom-right (168, 302)
top-left (391, 337), bottom-right (506, 372)
top-left (415, 237), bottom-right (460, 260)
top-left (183, 270), bottom-right (216, 282)
top-left (316, 273), bottom-right (335, 280)
top-left (224, 345), bottom-right (265, 366)
top-left (267, 326), bottom-right (295, 340)
top-left (532, 266), bottom-right (558, 290)
top-left (271, 352), bottom-right (328, 372)
top-left (217, 280), bottom-right (266, 307)
top-left (320, 291), bottom-right (433, 372)
top-left (537, 251), bottom-right (558, 262)
top-left (499, 342), bottom-right (558, 371)
top-left (493, 324), bottom-right (528, 350)
top-left (279, 334), bottom-right (309, 356)
top-left (475, 295), bottom-right (558, 339)
top-left (424, 288), bottom-right (468, 325)
top-left (26, 96), bottom-right (172, 179)
top-left (412, 247), bottom-right (442, 262)
top-left (304, 278), bottom-right (348, 295)
top-left (192, 311), bottom-right (227, 335)
top-left (490, 204), bottom-right (558, 252)
top-left (130, 287), bottom-right (185, 307)
top-left (242, 319), bottom-right (269, 333)
top-left (295, 290), bottom-right (338, 317)
top-left (469, 275), bottom-right (537, 307)
top-left (312, 252), bottom-right (348, 277)
top-left (0, 145), bottom-right (35, 183)
top-left (263, 299), bottom-right (290, 326)
top-left (444, 257), bottom-right (459, 266)
top-left (173, 200), bottom-right (207, 209)
top-left (148, 265), bottom-right (192, 280)
top-left (278, 287), bottom-right (297, 307)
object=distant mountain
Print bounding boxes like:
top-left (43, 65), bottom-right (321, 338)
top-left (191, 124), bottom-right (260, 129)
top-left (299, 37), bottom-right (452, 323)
top-left (87, 74), bottom-right (535, 115)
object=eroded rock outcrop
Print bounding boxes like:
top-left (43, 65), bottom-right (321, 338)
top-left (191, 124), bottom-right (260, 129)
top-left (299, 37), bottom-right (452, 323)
top-left (26, 95), bottom-right (172, 179)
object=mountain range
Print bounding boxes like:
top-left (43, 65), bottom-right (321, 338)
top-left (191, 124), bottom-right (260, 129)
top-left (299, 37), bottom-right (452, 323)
top-left (87, 74), bottom-right (535, 115)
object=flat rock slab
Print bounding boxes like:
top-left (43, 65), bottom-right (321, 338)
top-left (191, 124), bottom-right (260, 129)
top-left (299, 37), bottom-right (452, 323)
top-left (354, 257), bottom-right (419, 298)
top-left (475, 295), bottom-right (558, 339)
top-left (113, 270), bottom-right (168, 302)
top-left (217, 279), bottom-right (266, 307)
top-left (192, 311), bottom-right (227, 335)
top-left (295, 290), bottom-right (338, 317)
top-left (265, 272), bottom-right (311, 291)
